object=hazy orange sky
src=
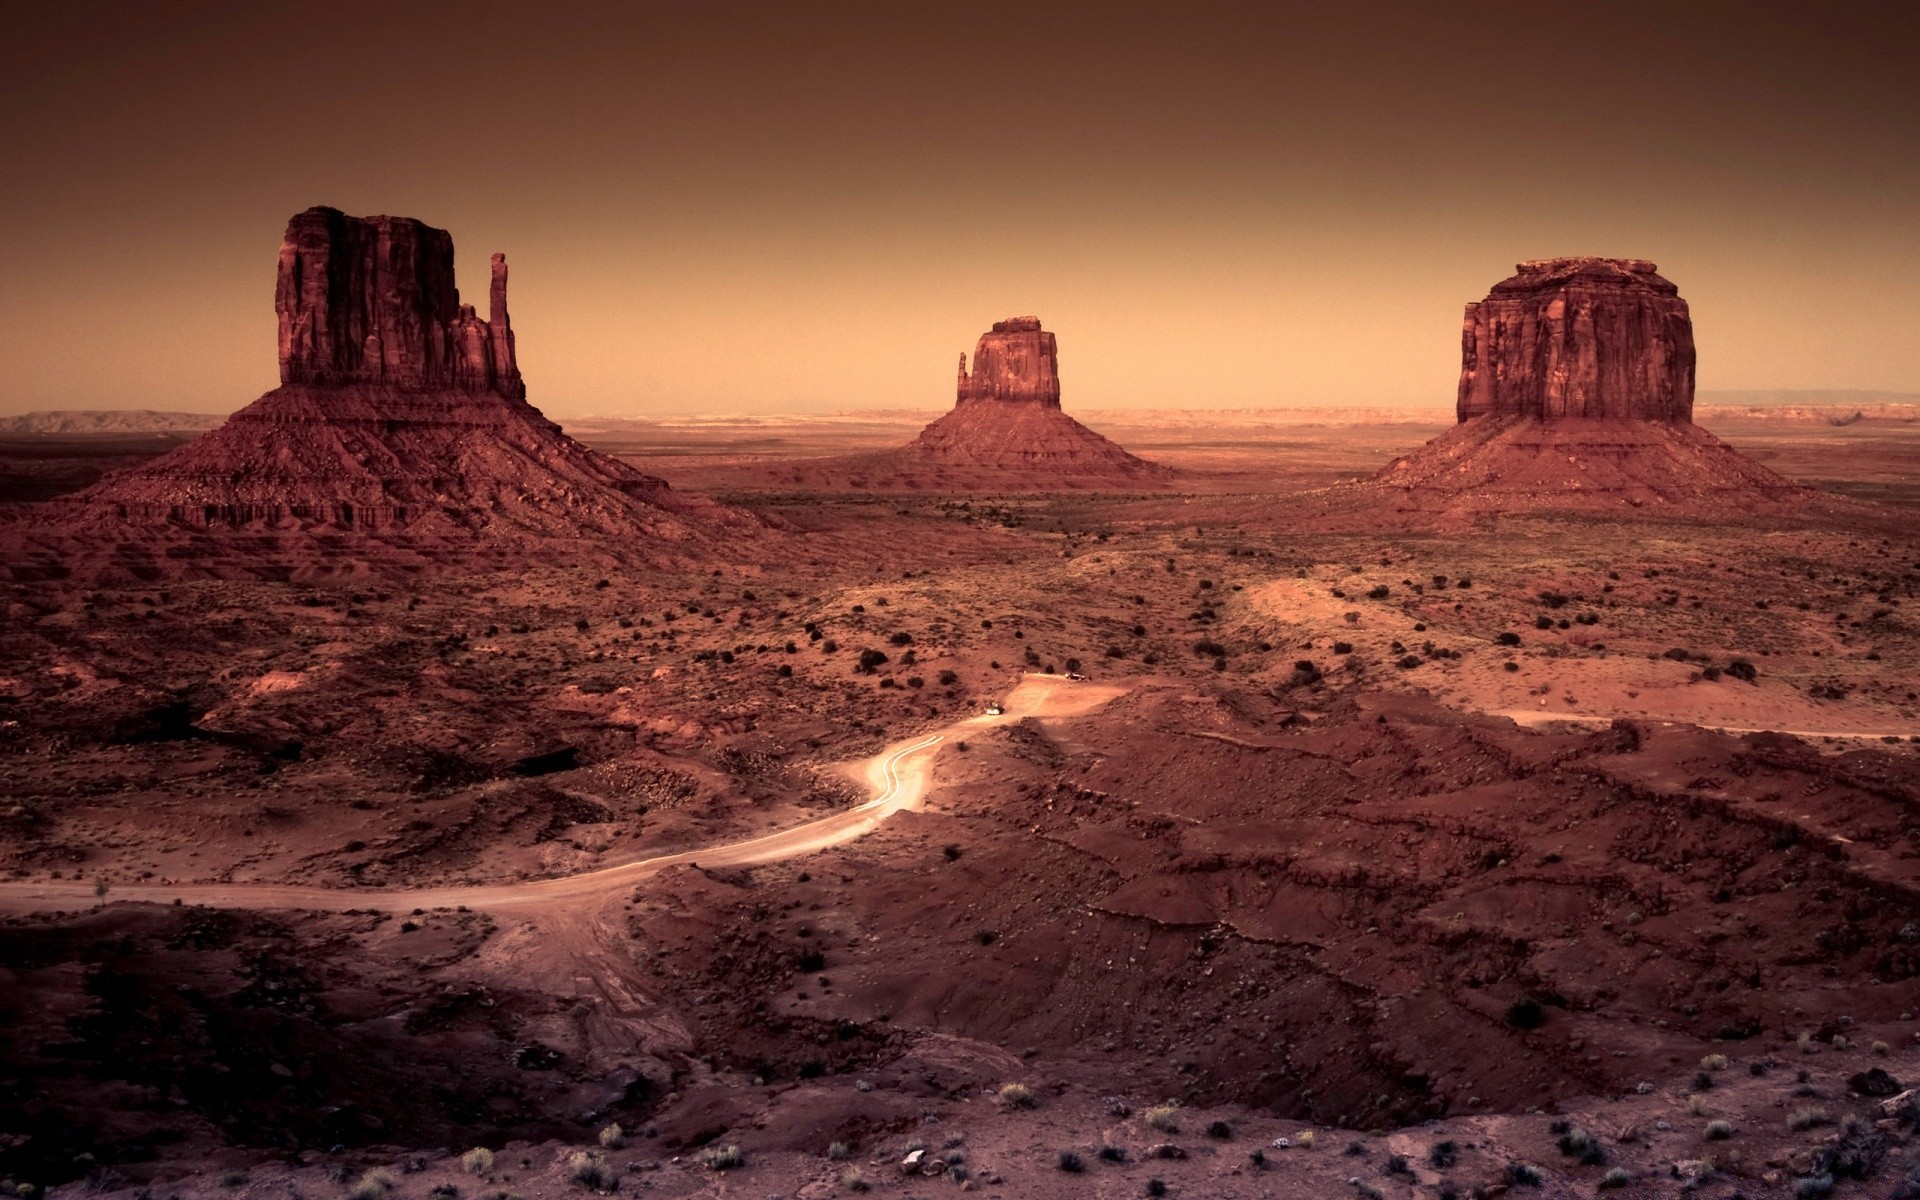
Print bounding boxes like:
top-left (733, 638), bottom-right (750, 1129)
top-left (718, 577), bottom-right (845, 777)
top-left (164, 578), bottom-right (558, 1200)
top-left (2, 1), bottom-right (1915, 418)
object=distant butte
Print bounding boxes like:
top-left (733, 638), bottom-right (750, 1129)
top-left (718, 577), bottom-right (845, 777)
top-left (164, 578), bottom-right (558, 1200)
top-left (902, 316), bottom-right (1169, 479)
top-left (1358, 257), bottom-right (1822, 518)
top-left (720, 315), bottom-right (1171, 492)
top-left (0, 207), bottom-right (756, 580)
top-left (1458, 257), bottom-right (1694, 423)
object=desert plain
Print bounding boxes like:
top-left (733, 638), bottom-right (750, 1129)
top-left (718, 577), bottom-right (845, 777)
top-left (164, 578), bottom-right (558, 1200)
top-left (4, 398), bottom-right (1920, 1200)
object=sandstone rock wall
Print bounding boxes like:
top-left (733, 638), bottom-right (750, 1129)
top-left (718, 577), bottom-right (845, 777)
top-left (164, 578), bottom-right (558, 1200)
top-left (1457, 257), bottom-right (1694, 423)
top-left (275, 207), bottom-right (524, 399)
top-left (956, 316), bottom-right (1060, 408)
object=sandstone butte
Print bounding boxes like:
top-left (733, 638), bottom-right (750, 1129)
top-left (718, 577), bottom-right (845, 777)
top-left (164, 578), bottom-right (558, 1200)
top-left (1, 207), bottom-right (754, 579)
top-left (902, 316), bottom-right (1169, 477)
top-left (1370, 256), bottom-right (1814, 514)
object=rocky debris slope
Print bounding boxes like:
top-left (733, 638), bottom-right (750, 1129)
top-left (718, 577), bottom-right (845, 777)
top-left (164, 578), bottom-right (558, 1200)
top-left (1, 208), bottom-right (758, 579)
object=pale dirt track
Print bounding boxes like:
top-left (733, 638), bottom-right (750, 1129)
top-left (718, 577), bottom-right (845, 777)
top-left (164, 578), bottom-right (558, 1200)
top-left (1495, 709), bottom-right (1920, 741)
top-left (0, 673), bottom-right (1127, 917)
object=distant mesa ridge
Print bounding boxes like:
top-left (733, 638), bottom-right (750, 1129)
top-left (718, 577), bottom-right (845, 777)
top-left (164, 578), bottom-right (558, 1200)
top-left (1458, 256), bottom-right (1695, 424)
top-left (276, 206), bottom-right (525, 399)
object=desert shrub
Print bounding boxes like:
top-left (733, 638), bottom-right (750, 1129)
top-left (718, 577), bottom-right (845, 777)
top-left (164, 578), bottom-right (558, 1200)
top-left (566, 1152), bottom-right (615, 1191)
top-left (1496, 631), bottom-right (1521, 645)
top-left (1146, 1181), bottom-right (1167, 1197)
top-left (1507, 999), bottom-right (1546, 1029)
top-left (1057, 1150), bottom-right (1085, 1173)
top-left (1534, 615), bottom-right (1554, 630)
top-left (797, 950), bottom-right (826, 972)
top-left (826, 1141), bottom-right (850, 1161)
top-left (1504, 661), bottom-right (1520, 672)
top-left (1367, 585), bottom-right (1390, 599)
top-left (1206, 1120), bottom-right (1232, 1139)
top-left (839, 1167), bottom-right (870, 1192)
top-left (1098, 1145), bottom-right (1127, 1163)
top-left (1788, 1106), bottom-right (1832, 1131)
top-left (349, 1172), bottom-right (395, 1200)
top-left (1692, 1070), bottom-right (1715, 1091)
top-left (1727, 659), bottom-right (1758, 682)
top-left (1599, 1166), bottom-right (1631, 1189)
top-left (1795, 1176), bottom-right (1835, 1199)
top-left (937, 669), bottom-right (957, 685)
top-left (462, 1148), bottom-right (494, 1177)
top-left (1700, 1053), bottom-right (1729, 1071)
top-left (1296, 1130), bottom-right (1315, 1149)
top-left (1874, 1040), bottom-right (1892, 1055)
top-left (1333, 640), bottom-right (1353, 654)
top-left (1192, 639), bottom-right (1226, 657)
top-left (598, 1123), bottom-right (625, 1150)
top-left (888, 631), bottom-right (913, 645)
top-left (943, 843), bottom-right (962, 860)
top-left (1705, 1120), bottom-right (1735, 1140)
top-left (999, 1082), bottom-right (1037, 1109)
top-left (1557, 1127), bottom-right (1605, 1165)
top-left (428, 1186), bottom-right (458, 1200)
top-left (907, 676), bottom-right (924, 688)
top-left (1145, 1103), bottom-right (1181, 1133)
top-left (697, 1144), bottom-right (743, 1172)
top-left (1386, 1153), bottom-right (1413, 1176)
top-left (1505, 1162), bottom-right (1542, 1186)
top-left (1429, 1140), bottom-right (1459, 1168)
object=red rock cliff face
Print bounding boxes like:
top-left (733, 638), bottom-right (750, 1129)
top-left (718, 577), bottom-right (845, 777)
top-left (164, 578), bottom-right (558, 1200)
top-left (275, 207), bottom-right (524, 399)
top-left (956, 316), bottom-right (1061, 408)
top-left (1457, 257), bottom-right (1694, 423)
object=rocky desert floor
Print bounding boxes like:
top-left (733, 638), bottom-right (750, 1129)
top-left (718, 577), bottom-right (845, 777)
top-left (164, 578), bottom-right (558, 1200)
top-left (4, 411), bottom-right (1920, 1199)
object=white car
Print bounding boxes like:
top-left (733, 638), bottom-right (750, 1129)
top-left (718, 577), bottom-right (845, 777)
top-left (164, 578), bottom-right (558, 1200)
top-left (985, 704), bottom-right (1004, 716)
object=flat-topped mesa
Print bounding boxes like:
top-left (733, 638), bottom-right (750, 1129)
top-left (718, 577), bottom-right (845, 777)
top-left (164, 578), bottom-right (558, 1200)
top-left (956, 315), bottom-right (1061, 408)
top-left (1457, 256), bottom-right (1694, 423)
top-left (275, 206), bottom-right (525, 399)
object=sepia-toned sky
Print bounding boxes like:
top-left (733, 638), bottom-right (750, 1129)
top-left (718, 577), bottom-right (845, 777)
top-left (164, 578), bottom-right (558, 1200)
top-left (2, 0), bottom-right (1916, 418)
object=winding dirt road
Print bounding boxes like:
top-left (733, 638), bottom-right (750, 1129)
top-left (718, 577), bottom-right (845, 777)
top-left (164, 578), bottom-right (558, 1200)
top-left (0, 673), bottom-right (1126, 917)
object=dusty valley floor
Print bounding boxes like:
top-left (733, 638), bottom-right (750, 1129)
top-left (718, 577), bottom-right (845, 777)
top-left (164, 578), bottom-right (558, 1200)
top-left (3, 410), bottom-right (1920, 1199)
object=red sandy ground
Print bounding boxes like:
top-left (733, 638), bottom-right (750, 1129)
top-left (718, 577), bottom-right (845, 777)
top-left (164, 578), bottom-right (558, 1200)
top-left (1, 410), bottom-right (1918, 1199)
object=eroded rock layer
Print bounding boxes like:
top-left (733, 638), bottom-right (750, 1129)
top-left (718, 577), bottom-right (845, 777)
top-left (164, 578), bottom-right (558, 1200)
top-left (1458, 257), bottom-right (1694, 423)
top-left (955, 315), bottom-right (1060, 408)
top-left (277, 207), bottom-right (524, 399)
